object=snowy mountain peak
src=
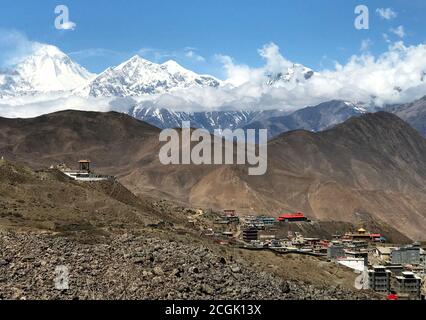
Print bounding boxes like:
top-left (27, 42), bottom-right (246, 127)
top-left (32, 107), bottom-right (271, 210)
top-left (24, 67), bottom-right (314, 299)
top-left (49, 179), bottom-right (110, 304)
top-left (130, 103), bottom-right (262, 131)
top-left (79, 55), bottom-right (221, 98)
top-left (161, 60), bottom-right (191, 74)
top-left (1, 43), bottom-right (221, 99)
top-left (117, 55), bottom-right (154, 69)
top-left (343, 101), bottom-right (368, 113)
top-left (162, 59), bottom-right (181, 68)
top-left (0, 44), bottom-right (94, 96)
top-left (30, 44), bottom-right (67, 58)
top-left (265, 63), bottom-right (315, 87)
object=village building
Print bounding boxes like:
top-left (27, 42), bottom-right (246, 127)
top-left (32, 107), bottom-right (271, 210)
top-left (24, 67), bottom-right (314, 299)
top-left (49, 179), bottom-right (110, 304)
top-left (395, 271), bottom-right (422, 300)
top-left (242, 215), bottom-right (276, 229)
top-left (58, 160), bottom-right (113, 182)
top-left (215, 209), bottom-right (240, 225)
top-left (368, 266), bottom-right (391, 293)
top-left (344, 250), bottom-right (369, 266)
top-left (347, 240), bottom-right (369, 250)
top-left (337, 257), bottom-right (366, 272)
top-left (383, 265), bottom-right (405, 275)
top-left (370, 233), bottom-right (386, 242)
top-left (257, 216), bottom-right (277, 227)
top-left (223, 209), bottom-right (236, 216)
top-left (243, 227), bottom-right (258, 242)
top-left (315, 240), bottom-right (330, 254)
top-left (328, 243), bottom-right (346, 259)
top-left (391, 245), bottom-right (422, 265)
top-left (375, 246), bottom-right (394, 262)
top-left (344, 228), bottom-right (370, 241)
top-left (221, 231), bottom-right (234, 239)
top-left (277, 212), bottom-right (308, 223)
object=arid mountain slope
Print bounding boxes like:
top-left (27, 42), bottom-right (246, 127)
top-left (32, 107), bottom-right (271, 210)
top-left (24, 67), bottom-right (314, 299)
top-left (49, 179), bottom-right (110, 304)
top-left (0, 159), bottom-right (166, 233)
top-left (0, 110), bottom-right (161, 176)
top-left (1, 110), bottom-right (426, 239)
top-left (182, 113), bottom-right (426, 239)
top-left (386, 95), bottom-right (426, 137)
top-left (126, 112), bottom-right (426, 240)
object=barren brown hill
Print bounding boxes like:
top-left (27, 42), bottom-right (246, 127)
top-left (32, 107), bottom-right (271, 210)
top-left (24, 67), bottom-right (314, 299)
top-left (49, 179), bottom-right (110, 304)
top-left (0, 110), bottom-right (161, 177)
top-left (124, 112), bottom-right (426, 240)
top-left (0, 159), bottom-right (169, 235)
top-left (1, 110), bottom-right (426, 240)
top-left (185, 112), bottom-right (426, 240)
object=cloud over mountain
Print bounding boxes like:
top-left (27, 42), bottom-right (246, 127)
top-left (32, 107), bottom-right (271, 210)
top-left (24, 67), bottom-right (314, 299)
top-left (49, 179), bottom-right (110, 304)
top-left (136, 41), bottom-right (426, 112)
top-left (1, 36), bottom-right (426, 118)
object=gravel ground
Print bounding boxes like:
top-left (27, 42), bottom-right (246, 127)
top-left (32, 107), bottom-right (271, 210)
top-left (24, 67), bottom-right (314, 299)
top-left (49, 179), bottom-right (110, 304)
top-left (0, 231), bottom-right (378, 300)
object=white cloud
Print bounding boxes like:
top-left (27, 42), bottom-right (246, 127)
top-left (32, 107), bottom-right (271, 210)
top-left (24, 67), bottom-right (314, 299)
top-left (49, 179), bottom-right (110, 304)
top-left (376, 8), bottom-right (397, 20)
top-left (137, 47), bottom-right (174, 62)
top-left (390, 25), bottom-right (406, 38)
top-left (2, 39), bottom-right (426, 118)
top-left (0, 95), bottom-right (131, 119)
top-left (360, 39), bottom-right (373, 52)
top-left (132, 41), bottom-right (426, 111)
top-left (0, 29), bottom-right (41, 67)
top-left (258, 43), bottom-right (293, 71)
top-left (136, 47), bottom-right (206, 64)
top-left (68, 48), bottom-right (121, 59)
top-left (382, 33), bottom-right (391, 44)
top-left (185, 49), bottom-right (205, 62)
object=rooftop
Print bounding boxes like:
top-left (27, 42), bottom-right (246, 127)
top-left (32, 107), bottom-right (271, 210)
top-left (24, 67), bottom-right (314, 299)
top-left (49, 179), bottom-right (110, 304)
top-left (396, 273), bottom-right (422, 280)
top-left (376, 247), bottom-right (394, 255)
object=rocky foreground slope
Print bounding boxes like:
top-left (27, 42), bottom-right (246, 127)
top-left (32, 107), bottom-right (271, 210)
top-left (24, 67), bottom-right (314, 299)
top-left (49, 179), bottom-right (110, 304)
top-left (0, 159), bottom-right (379, 300)
top-left (0, 231), bottom-right (377, 300)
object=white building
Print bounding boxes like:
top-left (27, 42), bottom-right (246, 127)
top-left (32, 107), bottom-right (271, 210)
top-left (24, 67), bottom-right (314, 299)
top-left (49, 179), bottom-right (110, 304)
top-left (60, 160), bottom-right (113, 182)
top-left (337, 257), bottom-right (366, 272)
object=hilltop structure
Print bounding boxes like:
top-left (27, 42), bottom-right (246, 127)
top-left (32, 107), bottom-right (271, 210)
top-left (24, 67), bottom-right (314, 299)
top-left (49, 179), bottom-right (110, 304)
top-left (54, 160), bottom-right (114, 182)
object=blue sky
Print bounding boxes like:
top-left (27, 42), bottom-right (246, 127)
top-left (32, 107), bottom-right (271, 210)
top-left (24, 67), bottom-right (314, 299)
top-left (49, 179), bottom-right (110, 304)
top-left (0, 0), bottom-right (425, 77)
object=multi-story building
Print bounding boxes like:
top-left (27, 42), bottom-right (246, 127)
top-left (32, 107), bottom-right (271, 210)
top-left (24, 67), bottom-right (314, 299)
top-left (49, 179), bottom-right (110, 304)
top-left (345, 250), bottom-right (369, 267)
top-left (368, 266), bottom-right (391, 293)
top-left (243, 227), bottom-right (258, 242)
top-left (327, 243), bottom-right (345, 259)
top-left (391, 245), bottom-right (421, 265)
top-left (257, 216), bottom-right (276, 227)
top-left (395, 272), bottom-right (422, 300)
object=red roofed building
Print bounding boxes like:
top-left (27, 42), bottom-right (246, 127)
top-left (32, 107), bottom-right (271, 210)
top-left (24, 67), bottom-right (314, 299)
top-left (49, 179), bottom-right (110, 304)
top-left (223, 209), bottom-right (237, 217)
top-left (277, 212), bottom-right (308, 222)
top-left (387, 293), bottom-right (398, 300)
top-left (370, 234), bottom-right (385, 242)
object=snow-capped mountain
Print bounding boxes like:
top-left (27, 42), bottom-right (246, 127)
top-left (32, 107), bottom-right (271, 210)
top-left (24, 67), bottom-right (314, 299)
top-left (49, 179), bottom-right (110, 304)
top-left (265, 63), bottom-right (315, 87)
top-left (130, 100), bottom-right (369, 137)
top-left (0, 71), bottom-right (33, 98)
top-left (0, 44), bottom-right (94, 98)
top-left (129, 100), bottom-right (374, 138)
top-left (78, 55), bottom-right (221, 97)
top-left (130, 105), bottom-right (192, 129)
top-left (0, 43), bottom-right (376, 140)
top-left (130, 104), bottom-right (264, 132)
top-left (385, 95), bottom-right (426, 137)
top-left (243, 100), bottom-right (370, 139)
